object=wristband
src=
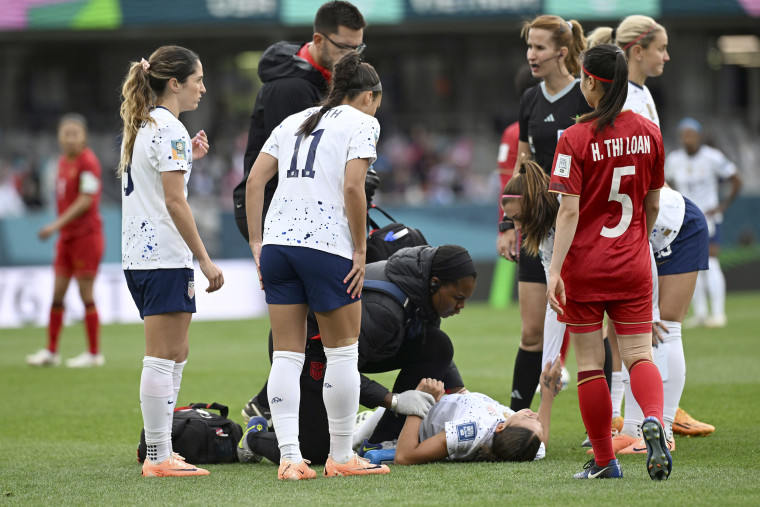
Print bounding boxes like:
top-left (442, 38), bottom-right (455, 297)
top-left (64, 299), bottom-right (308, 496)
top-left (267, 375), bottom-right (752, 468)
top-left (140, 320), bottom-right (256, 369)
top-left (499, 220), bottom-right (515, 233)
top-left (390, 393), bottom-right (399, 413)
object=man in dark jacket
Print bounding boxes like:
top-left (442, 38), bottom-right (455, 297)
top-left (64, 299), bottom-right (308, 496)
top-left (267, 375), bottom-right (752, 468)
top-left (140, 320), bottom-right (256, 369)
top-left (238, 245), bottom-right (478, 465)
top-left (233, 1), bottom-right (367, 239)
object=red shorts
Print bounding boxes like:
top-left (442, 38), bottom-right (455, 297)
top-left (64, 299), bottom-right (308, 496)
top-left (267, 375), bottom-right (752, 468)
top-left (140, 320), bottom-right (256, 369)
top-left (558, 295), bottom-right (652, 335)
top-left (54, 233), bottom-right (104, 278)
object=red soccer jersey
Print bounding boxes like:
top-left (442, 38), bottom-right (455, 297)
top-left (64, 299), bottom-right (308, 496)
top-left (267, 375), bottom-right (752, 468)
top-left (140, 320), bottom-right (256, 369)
top-left (548, 111), bottom-right (664, 301)
top-left (56, 147), bottom-right (103, 240)
top-left (497, 121), bottom-right (520, 221)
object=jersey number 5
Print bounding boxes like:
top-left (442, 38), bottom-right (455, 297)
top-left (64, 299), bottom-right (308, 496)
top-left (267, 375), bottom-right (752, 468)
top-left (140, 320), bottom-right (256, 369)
top-left (601, 165), bottom-right (635, 238)
top-left (287, 129), bottom-right (325, 179)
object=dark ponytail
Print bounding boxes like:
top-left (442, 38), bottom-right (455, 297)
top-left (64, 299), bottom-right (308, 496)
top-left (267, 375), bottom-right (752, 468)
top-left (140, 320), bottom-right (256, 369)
top-left (502, 160), bottom-right (558, 256)
top-left (297, 52), bottom-right (381, 137)
top-left (577, 43), bottom-right (629, 134)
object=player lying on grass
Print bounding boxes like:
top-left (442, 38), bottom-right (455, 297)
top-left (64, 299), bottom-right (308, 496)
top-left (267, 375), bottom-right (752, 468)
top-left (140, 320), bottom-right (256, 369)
top-left (393, 359), bottom-right (562, 464)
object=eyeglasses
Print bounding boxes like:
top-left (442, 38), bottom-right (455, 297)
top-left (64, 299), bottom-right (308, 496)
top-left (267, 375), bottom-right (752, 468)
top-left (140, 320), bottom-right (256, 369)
top-left (320, 33), bottom-right (366, 55)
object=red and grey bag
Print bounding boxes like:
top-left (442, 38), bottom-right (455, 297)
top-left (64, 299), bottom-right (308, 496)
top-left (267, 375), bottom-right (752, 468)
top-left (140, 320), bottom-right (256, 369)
top-left (137, 402), bottom-right (243, 464)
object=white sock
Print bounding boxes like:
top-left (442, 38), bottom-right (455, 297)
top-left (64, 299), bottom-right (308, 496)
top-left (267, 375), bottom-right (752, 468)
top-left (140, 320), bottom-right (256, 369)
top-left (170, 360), bottom-right (186, 443)
top-left (140, 356), bottom-right (175, 463)
top-left (268, 351), bottom-right (305, 463)
top-left (706, 257), bottom-right (726, 318)
top-left (542, 307), bottom-right (564, 367)
top-left (661, 321), bottom-right (685, 441)
top-left (352, 407), bottom-right (386, 449)
top-left (323, 342), bottom-right (360, 464)
top-left (691, 271), bottom-right (709, 321)
top-left (621, 366), bottom-right (643, 438)
top-left (611, 371), bottom-right (624, 419)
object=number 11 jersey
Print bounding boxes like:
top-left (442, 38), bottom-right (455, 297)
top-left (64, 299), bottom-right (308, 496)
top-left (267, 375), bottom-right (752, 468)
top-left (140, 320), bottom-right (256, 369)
top-left (260, 104), bottom-right (380, 260)
top-left (548, 110), bottom-right (665, 301)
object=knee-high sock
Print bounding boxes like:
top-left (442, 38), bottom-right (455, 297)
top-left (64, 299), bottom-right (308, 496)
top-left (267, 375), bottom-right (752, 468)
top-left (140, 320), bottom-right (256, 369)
top-left (691, 271), bottom-right (709, 321)
top-left (621, 366), bottom-right (643, 438)
top-left (577, 371), bottom-right (615, 466)
top-left (628, 359), bottom-right (664, 424)
top-left (140, 356), bottom-right (175, 463)
top-left (47, 304), bottom-right (64, 353)
top-left (268, 351), bottom-right (305, 463)
top-left (323, 343), bottom-right (360, 463)
top-left (169, 360), bottom-right (186, 439)
top-left (84, 302), bottom-right (99, 355)
top-left (611, 371), bottom-right (624, 419)
top-left (542, 308), bottom-right (564, 368)
top-left (352, 407), bottom-right (386, 450)
top-left (706, 257), bottom-right (726, 318)
top-left (660, 321), bottom-right (685, 440)
top-left (510, 348), bottom-right (542, 411)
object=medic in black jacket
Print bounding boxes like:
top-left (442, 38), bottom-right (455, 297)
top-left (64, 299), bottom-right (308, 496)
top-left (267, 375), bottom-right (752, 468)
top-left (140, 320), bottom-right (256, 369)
top-left (233, 1), bottom-right (367, 240)
top-left (239, 245), bottom-right (478, 465)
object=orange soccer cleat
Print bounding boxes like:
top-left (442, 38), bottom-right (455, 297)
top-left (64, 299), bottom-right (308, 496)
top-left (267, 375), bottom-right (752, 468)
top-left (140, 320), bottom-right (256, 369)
top-left (278, 458), bottom-right (317, 481)
top-left (141, 455), bottom-right (209, 477)
top-left (673, 407), bottom-right (715, 436)
top-left (323, 453), bottom-right (390, 477)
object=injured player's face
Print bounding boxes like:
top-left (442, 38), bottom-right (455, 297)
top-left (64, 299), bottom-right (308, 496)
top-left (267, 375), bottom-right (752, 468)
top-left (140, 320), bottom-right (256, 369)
top-left (501, 409), bottom-right (543, 442)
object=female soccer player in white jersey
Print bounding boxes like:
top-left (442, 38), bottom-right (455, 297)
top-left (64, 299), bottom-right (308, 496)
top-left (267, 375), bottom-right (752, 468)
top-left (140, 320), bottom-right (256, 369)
top-left (588, 16), bottom-right (715, 443)
top-left (547, 43), bottom-right (671, 480)
top-left (500, 14), bottom-right (593, 412)
top-left (394, 360), bottom-right (562, 466)
top-left (119, 45), bottom-right (224, 477)
top-left (246, 52), bottom-right (389, 480)
top-left (666, 118), bottom-right (742, 329)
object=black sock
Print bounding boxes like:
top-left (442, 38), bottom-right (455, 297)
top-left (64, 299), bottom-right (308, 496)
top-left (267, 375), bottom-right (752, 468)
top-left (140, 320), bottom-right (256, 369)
top-left (510, 348), bottom-right (543, 411)
top-left (603, 337), bottom-right (613, 391)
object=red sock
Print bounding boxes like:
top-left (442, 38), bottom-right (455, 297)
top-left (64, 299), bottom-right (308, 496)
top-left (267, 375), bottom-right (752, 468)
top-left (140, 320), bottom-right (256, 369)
top-left (559, 328), bottom-right (570, 367)
top-left (628, 359), bottom-right (663, 423)
top-left (48, 305), bottom-right (64, 353)
top-left (84, 302), bottom-right (99, 355)
top-left (577, 370), bottom-right (615, 466)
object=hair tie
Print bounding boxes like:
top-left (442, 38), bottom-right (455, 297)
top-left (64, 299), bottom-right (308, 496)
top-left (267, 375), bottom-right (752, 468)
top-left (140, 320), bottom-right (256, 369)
top-left (611, 28), bottom-right (617, 43)
top-left (140, 58), bottom-right (150, 74)
top-left (622, 23), bottom-right (657, 51)
top-left (501, 194), bottom-right (523, 199)
top-left (567, 20), bottom-right (573, 31)
top-left (582, 64), bottom-right (613, 83)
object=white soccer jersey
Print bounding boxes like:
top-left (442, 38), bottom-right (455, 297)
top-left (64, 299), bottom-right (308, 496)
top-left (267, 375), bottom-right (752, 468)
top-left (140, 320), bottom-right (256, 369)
top-left (121, 107), bottom-right (193, 269)
top-left (261, 104), bottom-right (379, 259)
top-left (650, 187), bottom-right (686, 252)
top-left (625, 82), bottom-right (660, 127)
top-left (419, 392), bottom-right (545, 462)
top-left (665, 145), bottom-right (737, 224)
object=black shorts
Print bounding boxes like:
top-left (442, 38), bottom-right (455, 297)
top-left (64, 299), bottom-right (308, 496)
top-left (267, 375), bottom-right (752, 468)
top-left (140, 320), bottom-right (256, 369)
top-left (518, 242), bottom-right (546, 284)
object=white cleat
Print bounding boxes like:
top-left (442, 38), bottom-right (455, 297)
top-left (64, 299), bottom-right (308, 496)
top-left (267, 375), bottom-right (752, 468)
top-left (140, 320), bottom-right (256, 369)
top-left (65, 352), bottom-right (105, 368)
top-left (26, 348), bottom-right (60, 367)
top-left (704, 314), bottom-right (727, 328)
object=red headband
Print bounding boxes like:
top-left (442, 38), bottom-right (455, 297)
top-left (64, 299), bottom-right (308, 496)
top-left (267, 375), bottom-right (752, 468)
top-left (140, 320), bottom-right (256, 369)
top-left (582, 64), bottom-right (613, 83)
top-left (622, 23), bottom-right (658, 51)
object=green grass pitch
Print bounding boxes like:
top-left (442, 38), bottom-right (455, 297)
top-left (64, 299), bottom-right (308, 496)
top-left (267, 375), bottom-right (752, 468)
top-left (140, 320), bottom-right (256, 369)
top-left (2, 292), bottom-right (759, 505)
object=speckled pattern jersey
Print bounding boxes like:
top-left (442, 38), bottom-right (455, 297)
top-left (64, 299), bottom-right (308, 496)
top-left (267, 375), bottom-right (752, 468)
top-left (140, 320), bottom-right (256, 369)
top-left (121, 106), bottom-right (194, 270)
top-left (419, 392), bottom-right (545, 461)
top-left (260, 104), bottom-right (380, 260)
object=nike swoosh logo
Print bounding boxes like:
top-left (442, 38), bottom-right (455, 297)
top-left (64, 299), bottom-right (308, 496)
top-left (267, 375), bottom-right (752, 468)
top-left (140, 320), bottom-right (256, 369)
top-left (632, 446), bottom-right (647, 452)
top-left (236, 203), bottom-right (243, 208)
top-left (589, 466), bottom-right (611, 478)
top-left (350, 465), bottom-right (383, 471)
top-left (362, 445), bottom-right (378, 452)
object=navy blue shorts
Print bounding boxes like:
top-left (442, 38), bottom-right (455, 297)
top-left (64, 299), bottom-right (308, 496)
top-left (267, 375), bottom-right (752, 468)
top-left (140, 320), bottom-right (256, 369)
top-left (124, 268), bottom-right (196, 319)
top-left (518, 242), bottom-right (547, 284)
top-left (260, 244), bottom-right (358, 312)
top-left (654, 198), bottom-right (709, 276)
